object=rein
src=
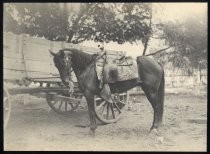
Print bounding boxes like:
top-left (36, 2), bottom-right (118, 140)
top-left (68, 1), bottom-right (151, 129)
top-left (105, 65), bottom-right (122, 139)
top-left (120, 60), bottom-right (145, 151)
top-left (64, 56), bottom-right (74, 95)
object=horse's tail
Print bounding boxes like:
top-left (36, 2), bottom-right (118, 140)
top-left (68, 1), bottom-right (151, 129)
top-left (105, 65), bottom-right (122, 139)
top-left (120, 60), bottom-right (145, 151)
top-left (158, 69), bottom-right (165, 114)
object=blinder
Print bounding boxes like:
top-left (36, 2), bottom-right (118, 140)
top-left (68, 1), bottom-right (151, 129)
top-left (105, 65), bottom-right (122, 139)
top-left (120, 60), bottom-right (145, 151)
top-left (63, 54), bottom-right (74, 94)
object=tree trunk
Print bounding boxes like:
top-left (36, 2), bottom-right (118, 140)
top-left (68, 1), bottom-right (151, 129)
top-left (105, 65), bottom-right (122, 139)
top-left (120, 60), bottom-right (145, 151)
top-left (142, 9), bottom-right (152, 56)
top-left (142, 38), bottom-right (149, 56)
top-left (67, 4), bottom-right (93, 43)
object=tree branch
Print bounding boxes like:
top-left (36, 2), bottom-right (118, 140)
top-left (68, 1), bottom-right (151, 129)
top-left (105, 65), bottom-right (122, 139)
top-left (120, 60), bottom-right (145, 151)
top-left (145, 43), bottom-right (185, 56)
top-left (67, 4), bottom-right (94, 43)
top-left (151, 36), bottom-right (167, 39)
top-left (145, 46), bottom-right (172, 56)
top-left (142, 8), bottom-right (152, 56)
top-left (142, 37), bottom-right (150, 56)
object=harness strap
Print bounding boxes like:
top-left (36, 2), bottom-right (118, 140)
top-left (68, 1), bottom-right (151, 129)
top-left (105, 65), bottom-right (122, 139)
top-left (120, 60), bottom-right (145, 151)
top-left (65, 56), bottom-right (74, 95)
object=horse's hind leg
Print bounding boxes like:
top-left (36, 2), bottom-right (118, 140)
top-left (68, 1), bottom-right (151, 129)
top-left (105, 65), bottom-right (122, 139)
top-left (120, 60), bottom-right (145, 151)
top-left (141, 85), bottom-right (164, 131)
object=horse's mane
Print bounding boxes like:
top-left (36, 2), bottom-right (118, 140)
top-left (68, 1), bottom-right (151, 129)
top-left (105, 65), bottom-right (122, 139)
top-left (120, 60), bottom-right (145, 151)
top-left (61, 48), bottom-right (96, 70)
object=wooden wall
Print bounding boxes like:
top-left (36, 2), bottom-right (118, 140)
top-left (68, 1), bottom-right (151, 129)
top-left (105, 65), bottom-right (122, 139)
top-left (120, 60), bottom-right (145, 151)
top-left (3, 32), bottom-right (124, 83)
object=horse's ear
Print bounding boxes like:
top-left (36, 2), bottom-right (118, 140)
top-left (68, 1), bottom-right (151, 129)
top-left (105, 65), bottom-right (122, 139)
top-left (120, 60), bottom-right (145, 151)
top-left (60, 49), bottom-right (65, 57)
top-left (49, 49), bottom-right (56, 57)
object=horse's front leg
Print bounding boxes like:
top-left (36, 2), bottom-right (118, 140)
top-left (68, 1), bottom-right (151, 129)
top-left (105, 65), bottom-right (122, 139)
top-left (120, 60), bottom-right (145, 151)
top-left (84, 90), bottom-right (97, 136)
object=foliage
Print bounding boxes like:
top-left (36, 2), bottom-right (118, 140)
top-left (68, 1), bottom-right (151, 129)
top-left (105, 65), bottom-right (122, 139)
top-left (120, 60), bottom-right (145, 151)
top-left (155, 11), bottom-right (207, 72)
top-left (4, 4), bottom-right (20, 33)
top-left (74, 3), bottom-right (152, 44)
top-left (4, 3), bottom-right (70, 41)
top-left (4, 3), bottom-right (152, 45)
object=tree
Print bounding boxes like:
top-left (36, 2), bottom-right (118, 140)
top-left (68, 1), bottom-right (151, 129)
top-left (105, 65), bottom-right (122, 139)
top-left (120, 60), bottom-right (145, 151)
top-left (4, 3), bottom-right (93, 42)
top-left (157, 10), bottom-right (207, 73)
top-left (3, 4), bottom-right (20, 33)
top-left (71, 3), bottom-right (152, 45)
top-left (4, 3), bottom-right (152, 48)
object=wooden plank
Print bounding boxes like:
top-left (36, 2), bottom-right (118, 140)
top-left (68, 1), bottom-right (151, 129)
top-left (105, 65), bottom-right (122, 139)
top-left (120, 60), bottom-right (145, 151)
top-left (3, 69), bottom-right (26, 80)
top-left (30, 74), bottom-right (77, 82)
top-left (51, 94), bottom-right (81, 103)
top-left (4, 32), bottom-right (18, 41)
top-left (3, 57), bottom-right (25, 71)
top-left (23, 42), bottom-right (51, 56)
top-left (24, 36), bottom-right (50, 46)
top-left (27, 71), bottom-right (57, 78)
top-left (25, 60), bottom-right (52, 73)
top-left (27, 72), bottom-right (62, 82)
top-left (3, 68), bottom-right (61, 81)
top-left (4, 51), bottom-right (23, 59)
top-left (31, 78), bottom-right (62, 82)
top-left (24, 53), bottom-right (52, 62)
top-left (8, 87), bottom-right (68, 95)
top-left (23, 41), bottom-right (55, 65)
top-left (3, 38), bottom-right (19, 53)
top-left (50, 66), bottom-right (60, 75)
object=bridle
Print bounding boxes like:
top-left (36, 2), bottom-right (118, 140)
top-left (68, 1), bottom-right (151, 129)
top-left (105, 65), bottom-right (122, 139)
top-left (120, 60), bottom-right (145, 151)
top-left (64, 55), bottom-right (74, 95)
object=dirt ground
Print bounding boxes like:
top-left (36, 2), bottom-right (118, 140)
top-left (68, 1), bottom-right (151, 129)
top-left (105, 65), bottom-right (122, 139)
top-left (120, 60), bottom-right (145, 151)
top-left (4, 90), bottom-right (207, 151)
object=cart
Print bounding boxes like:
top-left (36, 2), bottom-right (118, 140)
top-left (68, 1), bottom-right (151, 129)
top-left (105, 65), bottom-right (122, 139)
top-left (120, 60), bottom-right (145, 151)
top-left (3, 33), bottom-right (128, 128)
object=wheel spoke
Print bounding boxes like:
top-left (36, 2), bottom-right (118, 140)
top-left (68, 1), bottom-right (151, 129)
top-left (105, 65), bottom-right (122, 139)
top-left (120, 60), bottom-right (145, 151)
top-left (58, 101), bottom-right (63, 110)
top-left (4, 88), bottom-right (11, 128)
top-left (113, 103), bottom-right (122, 113)
top-left (119, 100), bottom-right (126, 105)
top-left (110, 103), bottom-right (115, 119)
top-left (95, 98), bottom-right (102, 101)
top-left (52, 101), bottom-right (57, 106)
top-left (96, 101), bottom-right (106, 110)
top-left (106, 103), bottom-right (110, 120)
top-left (67, 102), bottom-right (74, 108)
top-left (101, 102), bottom-right (107, 115)
top-left (4, 97), bottom-right (8, 102)
top-left (65, 102), bottom-right (68, 111)
top-left (70, 103), bottom-right (74, 108)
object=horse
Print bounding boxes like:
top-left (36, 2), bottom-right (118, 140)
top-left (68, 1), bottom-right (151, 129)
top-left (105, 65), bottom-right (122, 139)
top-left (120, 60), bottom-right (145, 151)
top-left (49, 48), bottom-right (165, 135)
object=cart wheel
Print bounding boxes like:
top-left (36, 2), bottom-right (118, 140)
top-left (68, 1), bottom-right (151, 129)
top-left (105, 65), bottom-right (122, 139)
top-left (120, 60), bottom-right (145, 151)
top-left (46, 94), bottom-right (80, 114)
top-left (4, 87), bottom-right (11, 128)
top-left (94, 93), bottom-right (127, 124)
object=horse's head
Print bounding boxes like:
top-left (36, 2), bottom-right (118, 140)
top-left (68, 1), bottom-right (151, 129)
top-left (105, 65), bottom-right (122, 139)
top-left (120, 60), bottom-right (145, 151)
top-left (49, 49), bottom-right (73, 87)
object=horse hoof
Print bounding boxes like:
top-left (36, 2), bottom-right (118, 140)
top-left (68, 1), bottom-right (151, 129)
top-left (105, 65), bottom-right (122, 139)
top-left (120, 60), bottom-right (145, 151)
top-left (88, 129), bottom-right (95, 138)
top-left (157, 136), bottom-right (164, 144)
top-left (150, 124), bottom-right (163, 134)
top-left (149, 128), bottom-right (159, 136)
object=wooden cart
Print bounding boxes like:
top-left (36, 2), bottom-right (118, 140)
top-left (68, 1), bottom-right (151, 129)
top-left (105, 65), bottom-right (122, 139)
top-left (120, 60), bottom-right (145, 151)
top-left (3, 33), bottom-right (128, 128)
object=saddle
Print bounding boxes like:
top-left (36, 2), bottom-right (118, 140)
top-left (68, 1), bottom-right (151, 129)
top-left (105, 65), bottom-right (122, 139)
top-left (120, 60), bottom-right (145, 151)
top-left (96, 54), bottom-right (138, 84)
top-left (95, 52), bottom-right (139, 104)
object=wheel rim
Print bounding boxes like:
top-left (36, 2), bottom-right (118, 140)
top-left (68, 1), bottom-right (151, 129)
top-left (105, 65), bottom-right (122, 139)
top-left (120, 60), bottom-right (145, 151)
top-left (4, 88), bottom-right (11, 128)
top-left (94, 93), bottom-right (127, 124)
top-left (46, 94), bottom-right (80, 114)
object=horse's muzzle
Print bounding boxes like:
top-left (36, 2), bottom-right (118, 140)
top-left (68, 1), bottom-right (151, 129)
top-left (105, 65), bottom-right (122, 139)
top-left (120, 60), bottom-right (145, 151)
top-left (62, 79), bottom-right (70, 87)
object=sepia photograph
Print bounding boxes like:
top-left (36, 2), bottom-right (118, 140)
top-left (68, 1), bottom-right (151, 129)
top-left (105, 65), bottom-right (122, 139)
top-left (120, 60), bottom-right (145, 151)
top-left (3, 2), bottom-right (207, 151)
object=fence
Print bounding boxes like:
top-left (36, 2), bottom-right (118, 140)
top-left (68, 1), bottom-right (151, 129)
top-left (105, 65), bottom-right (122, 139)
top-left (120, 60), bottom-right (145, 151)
top-left (164, 64), bottom-right (207, 88)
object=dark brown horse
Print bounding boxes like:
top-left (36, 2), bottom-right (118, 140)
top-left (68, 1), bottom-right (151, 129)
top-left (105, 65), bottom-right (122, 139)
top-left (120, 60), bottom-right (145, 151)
top-left (49, 48), bottom-right (165, 135)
